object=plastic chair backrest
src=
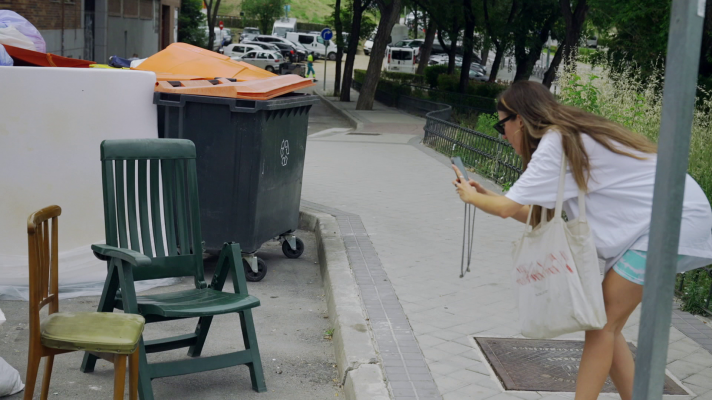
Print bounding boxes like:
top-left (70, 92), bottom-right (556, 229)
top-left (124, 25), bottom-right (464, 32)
top-left (27, 205), bottom-right (62, 343)
top-left (100, 139), bottom-right (206, 286)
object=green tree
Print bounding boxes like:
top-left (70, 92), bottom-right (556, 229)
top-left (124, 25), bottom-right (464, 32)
top-left (178, 0), bottom-right (207, 47)
top-left (356, 0), bottom-right (403, 110)
top-left (241, 0), bottom-right (287, 37)
top-left (204, 0), bottom-right (223, 51)
top-left (511, 0), bottom-right (560, 82)
top-left (328, 2), bottom-right (377, 96)
top-left (339, 0), bottom-right (375, 102)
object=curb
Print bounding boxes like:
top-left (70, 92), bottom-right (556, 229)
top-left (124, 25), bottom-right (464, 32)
top-left (299, 208), bottom-right (390, 400)
top-left (313, 91), bottom-right (364, 131)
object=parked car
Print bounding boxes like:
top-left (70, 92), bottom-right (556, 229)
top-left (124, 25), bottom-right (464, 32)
top-left (586, 36), bottom-right (598, 48)
top-left (386, 46), bottom-right (417, 74)
top-left (222, 28), bottom-right (233, 45)
top-left (240, 27), bottom-right (260, 43)
top-left (252, 35), bottom-right (306, 62)
top-left (272, 42), bottom-right (305, 63)
top-left (364, 36), bottom-right (374, 55)
top-left (388, 39), bottom-right (424, 57)
top-left (242, 41), bottom-right (282, 53)
top-left (234, 50), bottom-right (283, 72)
top-left (222, 43), bottom-right (262, 59)
top-left (286, 32), bottom-right (336, 60)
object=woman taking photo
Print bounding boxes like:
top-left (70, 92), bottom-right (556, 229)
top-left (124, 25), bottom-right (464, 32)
top-left (453, 81), bottom-right (712, 399)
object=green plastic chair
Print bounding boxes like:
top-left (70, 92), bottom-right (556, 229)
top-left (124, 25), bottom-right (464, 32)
top-left (80, 139), bottom-right (266, 400)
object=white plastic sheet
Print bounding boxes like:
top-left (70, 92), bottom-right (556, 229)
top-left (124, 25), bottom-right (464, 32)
top-left (0, 357), bottom-right (24, 397)
top-left (0, 25), bottom-right (34, 51)
top-left (0, 67), bottom-right (178, 301)
top-left (0, 10), bottom-right (45, 52)
top-left (0, 44), bottom-right (11, 66)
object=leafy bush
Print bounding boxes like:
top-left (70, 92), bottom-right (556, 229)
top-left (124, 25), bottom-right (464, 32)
top-left (381, 71), bottom-right (425, 85)
top-left (475, 113), bottom-right (500, 138)
top-left (425, 65), bottom-right (448, 88)
top-left (354, 69), bottom-right (366, 84)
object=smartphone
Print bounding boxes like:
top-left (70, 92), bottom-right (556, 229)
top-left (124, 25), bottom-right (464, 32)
top-left (451, 156), bottom-right (468, 183)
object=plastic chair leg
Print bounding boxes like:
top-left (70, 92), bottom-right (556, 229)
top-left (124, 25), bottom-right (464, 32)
top-left (239, 309), bottom-right (266, 392)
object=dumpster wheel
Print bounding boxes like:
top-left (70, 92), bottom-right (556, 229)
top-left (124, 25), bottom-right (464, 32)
top-left (282, 237), bottom-right (305, 259)
top-left (243, 258), bottom-right (267, 282)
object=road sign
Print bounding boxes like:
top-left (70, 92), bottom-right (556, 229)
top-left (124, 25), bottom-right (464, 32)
top-left (219, 21), bottom-right (224, 30)
top-left (320, 28), bottom-right (333, 41)
top-left (285, 4), bottom-right (291, 11)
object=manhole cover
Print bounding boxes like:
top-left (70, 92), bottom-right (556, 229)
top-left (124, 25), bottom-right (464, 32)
top-left (474, 337), bottom-right (687, 394)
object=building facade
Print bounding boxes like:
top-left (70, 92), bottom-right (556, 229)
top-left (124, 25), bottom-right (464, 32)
top-left (0, 0), bottom-right (179, 63)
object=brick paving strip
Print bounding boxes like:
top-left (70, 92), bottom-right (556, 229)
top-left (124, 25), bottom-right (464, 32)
top-left (303, 200), bottom-right (442, 400)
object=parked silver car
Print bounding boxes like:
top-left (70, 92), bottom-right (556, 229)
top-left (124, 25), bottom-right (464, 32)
top-left (240, 27), bottom-right (261, 43)
top-left (234, 50), bottom-right (284, 72)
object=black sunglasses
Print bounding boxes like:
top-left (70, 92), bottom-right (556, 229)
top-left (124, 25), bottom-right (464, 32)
top-left (493, 114), bottom-right (517, 136)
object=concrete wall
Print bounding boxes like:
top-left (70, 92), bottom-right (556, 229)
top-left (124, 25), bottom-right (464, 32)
top-left (40, 29), bottom-right (85, 59)
top-left (107, 16), bottom-right (158, 59)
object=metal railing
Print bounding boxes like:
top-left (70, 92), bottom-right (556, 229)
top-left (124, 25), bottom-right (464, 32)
top-left (351, 78), bottom-right (523, 186)
top-left (423, 107), bottom-right (524, 186)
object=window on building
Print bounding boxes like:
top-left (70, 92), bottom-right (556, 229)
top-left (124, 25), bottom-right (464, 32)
top-left (123, 0), bottom-right (139, 18)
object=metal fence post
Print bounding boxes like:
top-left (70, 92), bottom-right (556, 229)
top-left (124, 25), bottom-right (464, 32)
top-left (632, 1), bottom-right (705, 399)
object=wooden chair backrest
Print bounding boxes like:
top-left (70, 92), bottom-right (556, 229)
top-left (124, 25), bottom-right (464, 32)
top-left (27, 205), bottom-right (62, 343)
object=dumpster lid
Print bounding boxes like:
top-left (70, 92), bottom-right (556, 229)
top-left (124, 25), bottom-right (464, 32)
top-left (154, 75), bottom-right (315, 100)
top-left (3, 45), bottom-right (95, 67)
top-left (134, 43), bottom-right (276, 81)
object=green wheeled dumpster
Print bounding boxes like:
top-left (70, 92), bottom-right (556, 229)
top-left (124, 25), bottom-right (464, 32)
top-left (154, 92), bottom-right (320, 282)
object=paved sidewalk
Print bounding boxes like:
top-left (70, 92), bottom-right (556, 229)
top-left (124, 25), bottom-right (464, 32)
top-left (315, 86), bottom-right (426, 135)
top-left (303, 93), bottom-right (712, 399)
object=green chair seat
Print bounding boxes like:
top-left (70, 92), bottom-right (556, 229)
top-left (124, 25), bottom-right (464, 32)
top-left (41, 312), bottom-right (145, 354)
top-left (134, 289), bottom-right (260, 318)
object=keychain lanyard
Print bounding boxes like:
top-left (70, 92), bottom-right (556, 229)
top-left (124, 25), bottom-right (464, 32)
top-left (460, 203), bottom-right (476, 278)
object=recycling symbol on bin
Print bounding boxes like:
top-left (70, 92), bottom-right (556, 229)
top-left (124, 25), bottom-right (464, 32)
top-left (280, 140), bottom-right (290, 166)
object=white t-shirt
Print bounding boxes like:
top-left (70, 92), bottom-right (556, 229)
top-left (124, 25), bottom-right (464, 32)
top-left (505, 131), bottom-right (712, 272)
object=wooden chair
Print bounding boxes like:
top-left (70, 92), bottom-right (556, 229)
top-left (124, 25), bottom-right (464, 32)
top-left (80, 139), bottom-right (266, 400)
top-left (25, 205), bottom-right (145, 400)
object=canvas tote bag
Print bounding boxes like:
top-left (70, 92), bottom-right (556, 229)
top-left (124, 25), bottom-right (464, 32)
top-left (512, 153), bottom-right (607, 338)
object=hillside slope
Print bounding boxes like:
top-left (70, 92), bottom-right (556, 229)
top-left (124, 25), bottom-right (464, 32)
top-left (218, 0), bottom-right (334, 24)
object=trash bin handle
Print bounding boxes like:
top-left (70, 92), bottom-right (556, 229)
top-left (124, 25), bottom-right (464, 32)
top-left (155, 96), bottom-right (187, 107)
top-left (228, 104), bottom-right (261, 113)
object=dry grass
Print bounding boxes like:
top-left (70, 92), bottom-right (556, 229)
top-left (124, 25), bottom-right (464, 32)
top-left (218, 0), bottom-right (334, 23)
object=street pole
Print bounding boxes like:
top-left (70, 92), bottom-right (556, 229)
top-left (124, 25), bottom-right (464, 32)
top-left (632, 1), bottom-right (705, 399)
top-left (323, 42), bottom-right (328, 91)
top-left (546, 36), bottom-right (550, 68)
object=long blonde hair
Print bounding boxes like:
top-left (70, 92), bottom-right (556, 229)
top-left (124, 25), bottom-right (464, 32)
top-left (497, 81), bottom-right (657, 225)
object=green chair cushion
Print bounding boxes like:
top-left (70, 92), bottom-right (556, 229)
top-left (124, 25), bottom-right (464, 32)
top-left (134, 289), bottom-right (260, 318)
top-left (41, 312), bottom-right (145, 354)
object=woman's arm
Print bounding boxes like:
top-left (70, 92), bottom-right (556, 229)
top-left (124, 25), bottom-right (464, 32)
top-left (453, 166), bottom-right (529, 223)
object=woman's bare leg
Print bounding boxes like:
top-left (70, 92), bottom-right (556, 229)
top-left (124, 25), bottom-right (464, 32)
top-left (574, 269), bottom-right (643, 400)
top-left (610, 332), bottom-right (637, 400)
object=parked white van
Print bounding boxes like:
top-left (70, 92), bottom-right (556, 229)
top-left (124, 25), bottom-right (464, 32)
top-left (386, 47), bottom-right (417, 74)
top-left (272, 18), bottom-right (297, 38)
top-left (286, 32), bottom-right (336, 60)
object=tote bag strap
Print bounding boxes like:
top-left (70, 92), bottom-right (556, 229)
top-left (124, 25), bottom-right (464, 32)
top-left (521, 149), bottom-right (588, 234)
top-left (556, 151), bottom-right (588, 222)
